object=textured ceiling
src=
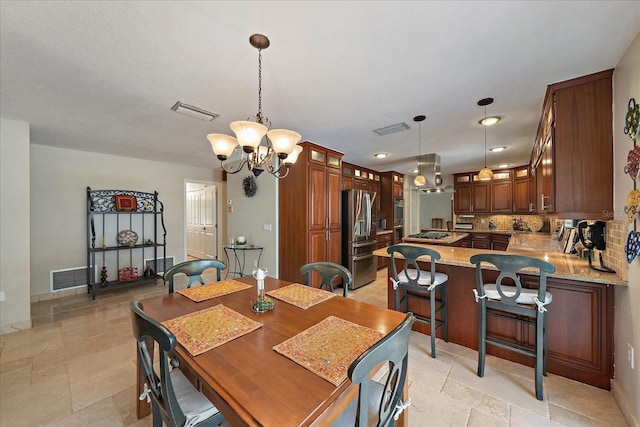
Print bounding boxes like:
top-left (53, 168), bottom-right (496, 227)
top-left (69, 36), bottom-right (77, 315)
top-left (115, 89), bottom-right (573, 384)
top-left (1, 1), bottom-right (639, 177)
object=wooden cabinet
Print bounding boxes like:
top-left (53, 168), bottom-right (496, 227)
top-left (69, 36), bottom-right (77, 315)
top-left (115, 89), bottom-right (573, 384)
top-left (454, 173), bottom-right (490, 213)
top-left (380, 171), bottom-right (405, 239)
top-left (514, 166), bottom-right (535, 213)
top-left (471, 232), bottom-right (491, 249)
top-left (376, 232), bottom-right (393, 269)
top-left (531, 69), bottom-right (613, 219)
top-left (491, 233), bottom-right (510, 251)
top-left (451, 235), bottom-right (471, 247)
top-left (279, 142), bottom-right (343, 286)
top-left (387, 261), bottom-right (614, 390)
top-left (490, 170), bottom-right (513, 213)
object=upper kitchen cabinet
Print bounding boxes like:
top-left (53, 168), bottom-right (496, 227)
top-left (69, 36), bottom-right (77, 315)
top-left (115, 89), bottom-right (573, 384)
top-left (531, 70), bottom-right (613, 219)
top-left (490, 170), bottom-right (513, 213)
top-left (279, 142), bottom-right (343, 286)
top-left (513, 165), bottom-right (536, 213)
top-left (453, 173), bottom-right (490, 214)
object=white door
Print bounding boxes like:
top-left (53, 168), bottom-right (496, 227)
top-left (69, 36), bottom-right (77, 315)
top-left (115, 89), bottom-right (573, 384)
top-left (186, 185), bottom-right (218, 259)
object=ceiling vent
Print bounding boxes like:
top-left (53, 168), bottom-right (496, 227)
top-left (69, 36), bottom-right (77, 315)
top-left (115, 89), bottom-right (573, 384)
top-left (373, 122), bottom-right (410, 136)
top-left (171, 101), bottom-right (219, 121)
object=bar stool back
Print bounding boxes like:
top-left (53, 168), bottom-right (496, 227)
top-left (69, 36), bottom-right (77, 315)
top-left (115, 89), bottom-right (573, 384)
top-left (469, 253), bottom-right (555, 400)
top-left (387, 244), bottom-right (448, 358)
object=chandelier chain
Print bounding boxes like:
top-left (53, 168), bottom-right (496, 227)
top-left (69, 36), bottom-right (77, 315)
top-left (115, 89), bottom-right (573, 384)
top-left (484, 105), bottom-right (487, 167)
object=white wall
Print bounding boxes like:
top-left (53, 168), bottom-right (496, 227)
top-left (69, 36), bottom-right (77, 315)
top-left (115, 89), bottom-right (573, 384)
top-left (612, 32), bottom-right (640, 427)
top-left (0, 119), bottom-right (32, 333)
top-left (226, 171), bottom-right (278, 277)
top-left (29, 144), bottom-right (219, 298)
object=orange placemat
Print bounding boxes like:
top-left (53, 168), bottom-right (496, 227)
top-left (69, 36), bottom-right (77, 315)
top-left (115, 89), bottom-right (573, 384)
top-left (266, 283), bottom-right (336, 309)
top-left (177, 279), bottom-right (252, 302)
top-left (273, 316), bottom-right (384, 386)
top-left (162, 304), bottom-right (262, 356)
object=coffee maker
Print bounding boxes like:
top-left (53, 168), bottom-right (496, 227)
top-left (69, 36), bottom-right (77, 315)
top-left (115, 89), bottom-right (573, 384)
top-left (577, 220), bottom-right (616, 273)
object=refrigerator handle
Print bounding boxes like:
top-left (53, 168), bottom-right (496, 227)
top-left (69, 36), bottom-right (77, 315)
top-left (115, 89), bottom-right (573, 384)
top-left (352, 253), bottom-right (374, 262)
top-left (364, 192), bottom-right (372, 236)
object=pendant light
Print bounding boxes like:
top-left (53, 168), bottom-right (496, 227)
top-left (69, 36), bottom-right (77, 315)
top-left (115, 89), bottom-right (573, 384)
top-left (413, 115), bottom-right (426, 187)
top-left (477, 98), bottom-right (494, 181)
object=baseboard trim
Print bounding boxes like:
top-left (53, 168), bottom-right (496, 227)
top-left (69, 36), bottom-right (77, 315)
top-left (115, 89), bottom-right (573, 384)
top-left (0, 318), bottom-right (32, 336)
top-left (611, 378), bottom-right (639, 427)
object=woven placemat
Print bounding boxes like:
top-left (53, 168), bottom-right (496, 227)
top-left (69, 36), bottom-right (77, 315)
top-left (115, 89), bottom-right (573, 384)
top-left (177, 279), bottom-right (252, 302)
top-left (162, 304), bottom-right (262, 356)
top-left (273, 316), bottom-right (384, 386)
top-left (266, 283), bottom-right (336, 309)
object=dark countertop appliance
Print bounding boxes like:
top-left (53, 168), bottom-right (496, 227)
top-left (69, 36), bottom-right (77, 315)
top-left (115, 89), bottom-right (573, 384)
top-left (342, 189), bottom-right (377, 289)
top-left (577, 220), bottom-right (615, 273)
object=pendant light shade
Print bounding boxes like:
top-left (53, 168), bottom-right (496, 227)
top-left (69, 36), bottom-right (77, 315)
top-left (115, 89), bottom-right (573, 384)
top-left (477, 98), bottom-right (494, 181)
top-left (413, 115), bottom-right (426, 187)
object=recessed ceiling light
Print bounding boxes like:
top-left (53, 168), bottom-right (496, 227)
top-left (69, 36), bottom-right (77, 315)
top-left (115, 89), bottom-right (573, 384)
top-left (490, 146), bottom-right (506, 152)
top-left (479, 116), bottom-right (501, 126)
top-left (374, 153), bottom-right (388, 159)
top-left (497, 163), bottom-right (510, 168)
top-left (411, 168), bottom-right (418, 174)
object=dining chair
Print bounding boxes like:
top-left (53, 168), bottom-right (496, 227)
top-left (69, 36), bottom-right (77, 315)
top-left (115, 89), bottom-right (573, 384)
top-left (300, 261), bottom-right (352, 297)
top-left (469, 253), bottom-right (555, 401)
top-left (332, 312), bottom-right (414, 427)
top-left (387, 244), bottom-right (448, 358)
top-left (129, 300), bottom-right (225, 427)
top-left (164, 259), bottom-right (226, 293)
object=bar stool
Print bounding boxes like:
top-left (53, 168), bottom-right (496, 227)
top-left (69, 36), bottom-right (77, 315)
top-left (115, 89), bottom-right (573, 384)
top-left (469, 253), bottom-right (555, 401)
top-left (387, 244), bottom-right (448, 358)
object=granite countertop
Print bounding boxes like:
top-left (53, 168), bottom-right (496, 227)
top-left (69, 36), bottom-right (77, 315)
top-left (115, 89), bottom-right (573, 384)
top-left (374, 232), bottom-right (627, 286)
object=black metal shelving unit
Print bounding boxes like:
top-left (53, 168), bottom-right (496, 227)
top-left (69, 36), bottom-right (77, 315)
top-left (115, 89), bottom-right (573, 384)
top-left (86, 187), bottom-right (167, 299)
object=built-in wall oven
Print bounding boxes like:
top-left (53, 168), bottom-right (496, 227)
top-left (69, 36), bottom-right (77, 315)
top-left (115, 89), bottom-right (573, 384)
top-left (393, 198), bottom-right (404, 243)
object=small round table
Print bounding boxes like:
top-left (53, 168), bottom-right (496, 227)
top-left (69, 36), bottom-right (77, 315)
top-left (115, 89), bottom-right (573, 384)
top-left (223, 244), bottom-right (264, 278)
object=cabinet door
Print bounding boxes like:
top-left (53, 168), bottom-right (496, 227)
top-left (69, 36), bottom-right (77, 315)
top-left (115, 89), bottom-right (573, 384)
top-left (472, 182), bottom-right (490, 213)
top-left (491, 181), bottom-right (513, 213)
top-left (327, 228), bottom-right (342, 265)
top-left (327, 169), bottom-right (342, 229)
top-left (342, 176), bottom-right (355, 190)
top-left (454, 183), bottom-right (472, 213)
top-left (471, 233), bottom-right (491, 249)
top-left (514, 179), bottom-right (532, 213)
top-left (309, 165), bottom-right (327, 230)
top-left (538, 138), bottom-right (554, 212)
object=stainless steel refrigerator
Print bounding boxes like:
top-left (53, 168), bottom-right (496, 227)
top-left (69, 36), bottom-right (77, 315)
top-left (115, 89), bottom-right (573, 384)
top-left (341, 189), bottom-right (377, 289)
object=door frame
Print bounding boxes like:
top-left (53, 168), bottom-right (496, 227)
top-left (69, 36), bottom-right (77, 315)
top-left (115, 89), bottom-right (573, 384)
top-left (184, 180), bottom-right (224, 262)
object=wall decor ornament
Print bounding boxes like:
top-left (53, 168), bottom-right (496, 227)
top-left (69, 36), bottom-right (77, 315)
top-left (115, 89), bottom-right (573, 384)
top-left (624, 98), bottom-right (639, 141)
top-left (625, 146), bottom-right (640, 181)
top-left (242, 175), bottom-right (258, 197)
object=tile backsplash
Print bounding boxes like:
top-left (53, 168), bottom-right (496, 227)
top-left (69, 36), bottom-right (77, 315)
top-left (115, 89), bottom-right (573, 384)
top-left (454, 214), bottom-right (545, 232)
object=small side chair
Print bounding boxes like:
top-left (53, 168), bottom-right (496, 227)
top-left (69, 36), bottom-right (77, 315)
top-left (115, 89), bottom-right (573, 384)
top-left (387, 244), bottom-right (448, 358)
top-left (130, 300), bottom-right (225, 427)
top-left (469, 253), bottom-right (555, 401)
top-left (332, 313), bottom-right (414, 427)
top-left (164, 259), bottom-right (226, 293)
top-left (300, 261), bottom-right (352, 297)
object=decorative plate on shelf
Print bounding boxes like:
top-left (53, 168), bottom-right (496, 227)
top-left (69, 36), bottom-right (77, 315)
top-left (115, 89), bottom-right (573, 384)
top-left (117, 230), bottom-right (138, 246)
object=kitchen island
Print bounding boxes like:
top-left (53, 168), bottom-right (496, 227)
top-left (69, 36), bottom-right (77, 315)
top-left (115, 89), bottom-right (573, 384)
top-left (374, 232), bottom-right (627, 390)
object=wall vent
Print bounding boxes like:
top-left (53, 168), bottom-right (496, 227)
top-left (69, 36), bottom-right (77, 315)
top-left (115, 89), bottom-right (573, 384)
top-left (50, 266), bottom-right (95, 292)
top-left (144, 256), bottom-right (175, 275)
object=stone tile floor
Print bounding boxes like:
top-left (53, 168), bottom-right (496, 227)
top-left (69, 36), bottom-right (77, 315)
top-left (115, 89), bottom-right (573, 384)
top-left (0, 269), bottom-right (627, 426)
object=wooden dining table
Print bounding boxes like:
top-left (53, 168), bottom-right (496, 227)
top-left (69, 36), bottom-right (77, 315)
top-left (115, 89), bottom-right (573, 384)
top-left (135, 275), bottom-right (408, 426)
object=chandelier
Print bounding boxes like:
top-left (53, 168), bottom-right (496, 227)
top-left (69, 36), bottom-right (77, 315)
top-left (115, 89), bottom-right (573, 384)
top-left (207, 34), bottom-right (302, 178)
top-left (477, 97), bottom-right (494, 181)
